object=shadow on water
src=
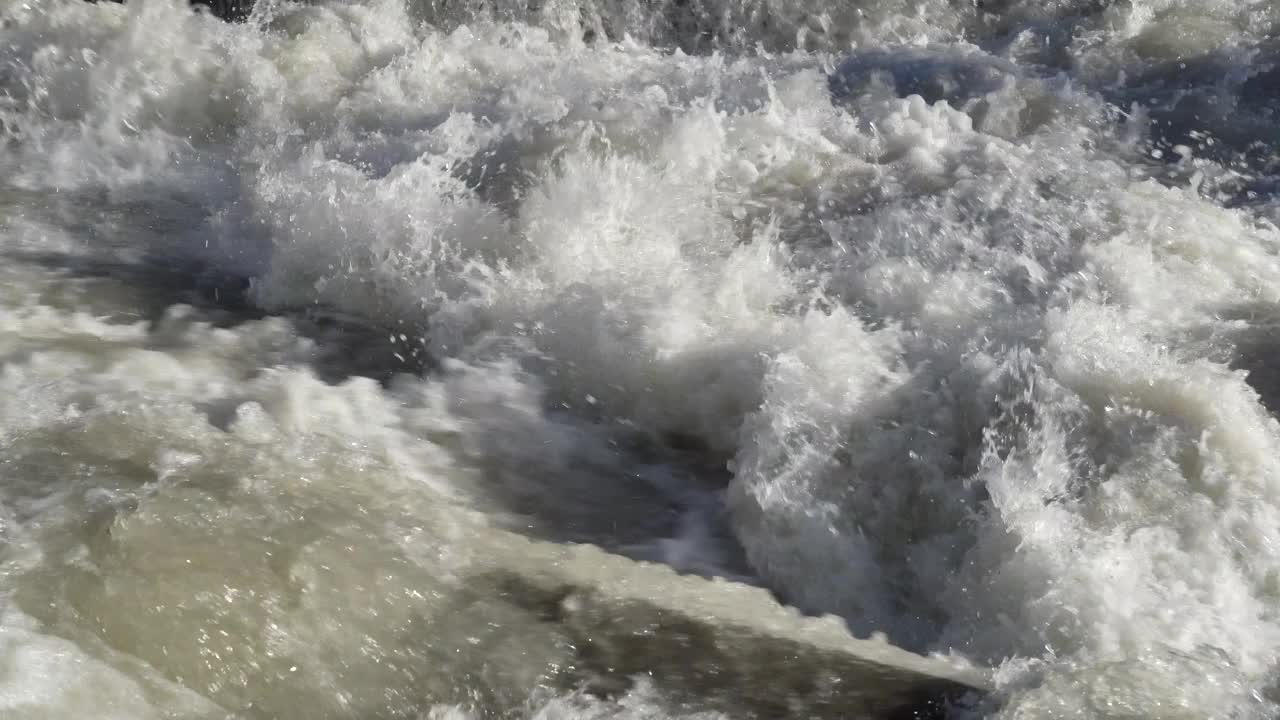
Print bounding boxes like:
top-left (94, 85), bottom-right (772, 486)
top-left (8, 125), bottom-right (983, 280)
top-left (1219, 303), bottom-right (1280, 419)
top-left (1111, 45), bottom-right (1280, 161)
top-left (1078, 39), bottom-right (1280, 211)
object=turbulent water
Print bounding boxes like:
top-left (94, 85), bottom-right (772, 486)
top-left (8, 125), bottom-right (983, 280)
top-left (2, 0), bottom-right (1280, 717)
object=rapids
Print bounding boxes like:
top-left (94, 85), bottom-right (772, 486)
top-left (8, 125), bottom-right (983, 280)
top-left (1, 0), bottom-right (1279, 717)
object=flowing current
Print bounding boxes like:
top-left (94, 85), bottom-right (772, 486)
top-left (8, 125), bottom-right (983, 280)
top-left (2, 0), bottom-right (1280, 717)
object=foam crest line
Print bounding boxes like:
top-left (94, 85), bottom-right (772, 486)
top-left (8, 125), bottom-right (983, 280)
top-left (466, 524), bottom-right (991, 716)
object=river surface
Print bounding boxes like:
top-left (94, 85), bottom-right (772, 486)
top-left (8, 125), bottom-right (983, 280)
top-left (2, 0), bottom-right (1280, 717)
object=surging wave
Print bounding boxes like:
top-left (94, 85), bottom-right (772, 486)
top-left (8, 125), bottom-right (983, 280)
top-left (2, 0), bottom-right (1280, 717)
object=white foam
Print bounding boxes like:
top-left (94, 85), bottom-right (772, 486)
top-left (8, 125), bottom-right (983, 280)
top-left (3, 0), bottom-right (1280, 717)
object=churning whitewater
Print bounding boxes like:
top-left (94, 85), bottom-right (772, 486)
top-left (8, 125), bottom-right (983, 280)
top-left (2, 0), bottom-right (1280, 717)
